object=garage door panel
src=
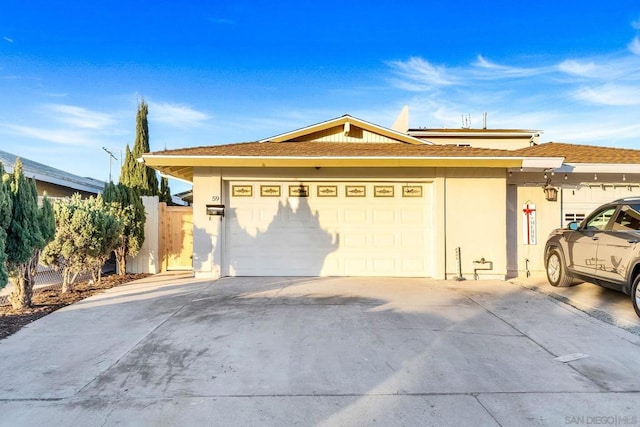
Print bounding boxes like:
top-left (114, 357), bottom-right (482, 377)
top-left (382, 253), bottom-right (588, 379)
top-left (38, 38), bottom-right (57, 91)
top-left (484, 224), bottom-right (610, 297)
top-left (226, 181), bottom-right (432, 277)
top-left (372, 234), bottom-right (395, 248)
top-left (343, 232), bottom-right (367, 248)
top-left (372, 209), bottom-right (396, 223)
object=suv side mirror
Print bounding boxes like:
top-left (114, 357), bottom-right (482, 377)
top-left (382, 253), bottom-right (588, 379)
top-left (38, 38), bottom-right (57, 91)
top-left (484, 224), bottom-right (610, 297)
top-left (568, 221), bottom-right (579, 231)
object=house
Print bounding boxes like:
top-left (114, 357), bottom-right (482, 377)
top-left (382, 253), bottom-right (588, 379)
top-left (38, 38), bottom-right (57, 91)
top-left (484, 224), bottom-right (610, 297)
top-left (0, 150), bottom-right (104, 198)
top-left (142, 114), bottom-right (640, 280)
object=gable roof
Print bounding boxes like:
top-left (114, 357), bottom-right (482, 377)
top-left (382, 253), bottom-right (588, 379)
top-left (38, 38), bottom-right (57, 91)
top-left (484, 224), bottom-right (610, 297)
top-left (260, 114), bottom-right (428, 145)
top-left (0, 150), bottom-right (104, 194)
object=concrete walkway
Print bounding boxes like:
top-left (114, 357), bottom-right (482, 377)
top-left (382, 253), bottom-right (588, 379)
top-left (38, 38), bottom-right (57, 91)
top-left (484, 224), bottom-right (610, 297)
top-left (513, 274), bottom-right (640, 334)
top-left (0, 274), bottom-right (639, 426)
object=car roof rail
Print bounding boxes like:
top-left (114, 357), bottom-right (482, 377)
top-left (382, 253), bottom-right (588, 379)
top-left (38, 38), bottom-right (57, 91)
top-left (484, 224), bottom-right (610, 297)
top-left (612, 196), bottom-right (640, 203)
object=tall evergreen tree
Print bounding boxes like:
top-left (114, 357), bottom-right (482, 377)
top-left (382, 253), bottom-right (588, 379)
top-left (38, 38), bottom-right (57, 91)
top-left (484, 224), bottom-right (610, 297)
top-left (159, 176), bottom-right (172, 204)
top-left (120, 99), bottom-right (159, 196)
top-left (103, 182), bottom-right (146, 275)
top-left (0, 163), bottom-right (12, 289)
top-left (5, 159), bottom-right (54, 309)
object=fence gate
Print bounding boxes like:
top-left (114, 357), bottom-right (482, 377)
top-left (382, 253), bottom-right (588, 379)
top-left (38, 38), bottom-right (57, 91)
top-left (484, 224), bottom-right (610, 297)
top-left (160, 205), bottom-right (193, 271)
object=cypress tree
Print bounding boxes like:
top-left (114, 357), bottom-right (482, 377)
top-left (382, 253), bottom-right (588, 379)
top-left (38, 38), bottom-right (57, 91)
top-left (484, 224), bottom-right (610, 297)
top-left (120, 99), bottom-right (159, 196)
top-left (0, 163), bottom-right (12, 288)
top-left (103, 182), bottom-right (146, 275)
top-left (5, 159), bottom-right (54, 309)
top-left (159, 176), bottom-right (172, 204)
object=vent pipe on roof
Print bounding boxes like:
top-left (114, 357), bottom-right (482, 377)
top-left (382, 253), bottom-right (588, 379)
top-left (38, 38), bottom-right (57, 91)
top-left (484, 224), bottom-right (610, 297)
top-left (344, 121), bottom-right (351, 136)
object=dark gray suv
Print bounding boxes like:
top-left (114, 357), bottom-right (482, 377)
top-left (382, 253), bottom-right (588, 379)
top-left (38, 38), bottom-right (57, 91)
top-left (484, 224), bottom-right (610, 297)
top-left (544, 197), bottom-right (640, 318)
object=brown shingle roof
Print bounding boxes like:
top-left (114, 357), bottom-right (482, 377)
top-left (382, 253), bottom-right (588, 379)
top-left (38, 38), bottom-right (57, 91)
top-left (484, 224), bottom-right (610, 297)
top-left (513, 142), bottom-right (640, 164)
top-left (150, 141), bottom-right (527, 158)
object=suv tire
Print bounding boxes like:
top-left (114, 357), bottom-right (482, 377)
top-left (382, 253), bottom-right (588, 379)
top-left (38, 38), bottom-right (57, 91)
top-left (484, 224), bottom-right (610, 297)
top-left (546, 249), bottom-right (573, 287)
top-left (632, 275), bottom-right (640, 318)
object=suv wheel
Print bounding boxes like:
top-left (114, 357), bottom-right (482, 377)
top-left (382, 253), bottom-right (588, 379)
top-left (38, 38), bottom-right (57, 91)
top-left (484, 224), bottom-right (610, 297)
top-left (546, 249), bottom-right (573, 287)
top-left (632, 275), bottom-right (640, 318)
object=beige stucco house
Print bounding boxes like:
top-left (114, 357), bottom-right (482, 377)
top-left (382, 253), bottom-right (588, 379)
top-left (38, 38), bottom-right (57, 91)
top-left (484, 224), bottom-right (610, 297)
top-left (143, 114), bottom-right (640, 280)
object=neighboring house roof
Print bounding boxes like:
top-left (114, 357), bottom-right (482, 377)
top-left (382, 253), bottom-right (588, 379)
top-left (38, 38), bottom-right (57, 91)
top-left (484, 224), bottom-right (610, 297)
top-left (513, 142), bottom-right (640, 164)
top-left (0, 150), bottom-right (104, 194)
top-left (408, 128), bottom-right (541, 138)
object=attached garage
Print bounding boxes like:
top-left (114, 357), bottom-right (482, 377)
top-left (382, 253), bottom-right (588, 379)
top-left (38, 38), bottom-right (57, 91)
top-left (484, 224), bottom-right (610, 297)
top-left (225, 181), bottom-right (432, 277)
top-left (562, 185), bottom-right (640, 226)
top-left (143, 114), bottom-right (560, 280)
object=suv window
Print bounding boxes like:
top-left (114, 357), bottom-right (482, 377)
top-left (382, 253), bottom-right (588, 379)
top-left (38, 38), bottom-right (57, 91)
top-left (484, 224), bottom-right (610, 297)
top-left (584, 207), bottom-right (617, 231)
top-left (612, 204), bottom-right (640, 231)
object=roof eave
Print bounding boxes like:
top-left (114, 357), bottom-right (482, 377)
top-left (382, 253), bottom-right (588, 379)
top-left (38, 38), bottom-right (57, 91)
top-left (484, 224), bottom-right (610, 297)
top-left (143, 154), bottom-right (563, 183)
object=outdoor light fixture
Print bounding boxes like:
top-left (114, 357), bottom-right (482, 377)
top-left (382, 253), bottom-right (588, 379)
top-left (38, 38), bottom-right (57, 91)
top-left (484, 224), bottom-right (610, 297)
top-left (543, 181), bottom-right (558, 202)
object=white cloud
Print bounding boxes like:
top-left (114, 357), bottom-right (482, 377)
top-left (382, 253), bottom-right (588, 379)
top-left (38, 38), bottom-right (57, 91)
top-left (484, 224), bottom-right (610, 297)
top-left (0, 124), bottom-right (96, 146)
top-left (2, 37), bottom-right (13, 43)
top-left (572, 84), bottom-right (640, 106)
top-left (148, 101), bottom-right (210, 128)
top-left (628, 37), bottom-right (640, 55)
top-left (44, 104), bottom-right (115, 129)
top-left (472, 55), bottom-right (550, 79)
top-left (632, 19), bottom-right (640, 30)
top-left (558, 60), bottom-right (596, 76)
top-left (387, 57), bottom-right (457, 90)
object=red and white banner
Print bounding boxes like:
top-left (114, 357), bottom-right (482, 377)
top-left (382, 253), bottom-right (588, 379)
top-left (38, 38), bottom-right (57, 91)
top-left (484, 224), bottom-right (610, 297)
top-left (523, 203), bottom-right (537, 245)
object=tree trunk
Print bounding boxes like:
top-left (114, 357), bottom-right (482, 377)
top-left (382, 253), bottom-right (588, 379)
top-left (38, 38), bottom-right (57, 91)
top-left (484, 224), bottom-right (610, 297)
top-left (91, 266), bottom-right (102, 285)
top-left (26, 249), bottom-right (41, 286)
top-left (8, 264), bottom-right (32, 310)
top-left (115, 247), bottom-right (127, 276)
top-left (61, 268), bottom-right (76, 293)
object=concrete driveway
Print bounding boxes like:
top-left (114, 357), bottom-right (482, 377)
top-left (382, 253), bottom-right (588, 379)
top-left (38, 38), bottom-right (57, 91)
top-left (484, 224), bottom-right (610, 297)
top-left (1, 274), bottom-right (639, 426)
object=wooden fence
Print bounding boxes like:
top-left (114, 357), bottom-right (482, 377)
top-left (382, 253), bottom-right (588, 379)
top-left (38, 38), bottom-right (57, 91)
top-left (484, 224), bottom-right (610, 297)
top-left (128, 196), bottom-right (193, 274)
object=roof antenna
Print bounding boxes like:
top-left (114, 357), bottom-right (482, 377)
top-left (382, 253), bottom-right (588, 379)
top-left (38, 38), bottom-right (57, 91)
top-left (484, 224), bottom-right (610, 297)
top-left (483, 112), bottom-right (487, 129)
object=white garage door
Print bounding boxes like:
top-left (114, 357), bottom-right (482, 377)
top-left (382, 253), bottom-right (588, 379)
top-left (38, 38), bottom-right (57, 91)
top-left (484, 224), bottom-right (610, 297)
top-left (562, 185), bottom-right (640, 225)
top-left (225, 181), bottom-right (432, 277)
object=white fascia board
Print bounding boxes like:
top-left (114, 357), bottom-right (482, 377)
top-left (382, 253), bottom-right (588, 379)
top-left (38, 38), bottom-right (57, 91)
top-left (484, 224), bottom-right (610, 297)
top-left (520, 157), bottom-right (564, 170)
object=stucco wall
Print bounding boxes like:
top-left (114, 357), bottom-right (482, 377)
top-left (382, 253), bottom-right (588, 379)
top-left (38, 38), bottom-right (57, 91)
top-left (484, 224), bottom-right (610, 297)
top-left (193, 167), bottom-right (223, 278)
top-left (515, 186), bottom-right (562, 276)
top-left (442, 169), bottom-right (508, 279)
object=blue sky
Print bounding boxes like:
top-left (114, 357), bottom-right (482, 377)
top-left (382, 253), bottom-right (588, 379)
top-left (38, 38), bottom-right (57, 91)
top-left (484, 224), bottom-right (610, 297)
top-left (2, 1), bottom-right (640, 192)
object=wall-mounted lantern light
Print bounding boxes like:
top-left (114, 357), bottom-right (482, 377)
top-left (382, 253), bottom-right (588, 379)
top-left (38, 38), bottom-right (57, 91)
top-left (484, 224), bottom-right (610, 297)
top-left (543, 184), bottom-right (558, 201)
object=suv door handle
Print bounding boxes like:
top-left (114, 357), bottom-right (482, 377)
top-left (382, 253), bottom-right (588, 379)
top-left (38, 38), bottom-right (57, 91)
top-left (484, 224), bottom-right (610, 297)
top-left (592, 236), bottom-right (599, 241)
top-left (628, 239), bottom-right (639, 244)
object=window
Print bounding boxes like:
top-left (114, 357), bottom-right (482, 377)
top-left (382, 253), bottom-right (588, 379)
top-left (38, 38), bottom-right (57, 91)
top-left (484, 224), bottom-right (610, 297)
top-left (585, 207), bottom-right (617, 231)
top-left (564, 213), bottom-right (585, 226)
top-left (612, 204), bottom-right (640, 231)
